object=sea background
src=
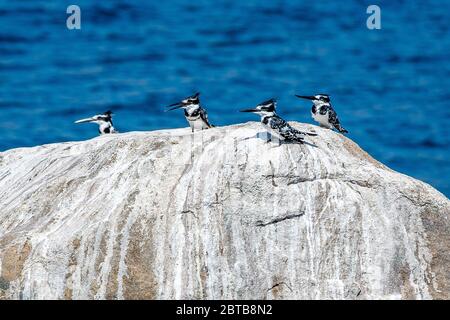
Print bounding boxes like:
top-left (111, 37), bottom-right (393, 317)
top-left (0, 0), bottom-right (449, 197)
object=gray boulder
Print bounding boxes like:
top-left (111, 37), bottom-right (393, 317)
top-left (0, 122), bottom-right (448, 299)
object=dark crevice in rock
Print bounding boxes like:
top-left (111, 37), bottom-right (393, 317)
top-left (256, 212), bottom-right (305, 227)
top-left (261, 173), bottom-right (375, 188)
top-left (180, 209), bottom-right (198, 219)
top-left (268, 161), bottom-right (277, 187)
top-left (267, 281), bottom-right (293, 293)
top-left (0, 277), bottom-right (10, 291)
top-left (344, 179), bottom-right (374, 188)
top-left (397, 192), bottom-right (435, 209)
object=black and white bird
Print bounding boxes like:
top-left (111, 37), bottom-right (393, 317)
top-left (240, 98), bottom-right (317, 143)
top-left (165, 92), bottom-right (214, 132)
top-left (295, 94), bottom-right (348, 134)
top-left (74, 111), bottom-right (117, 134)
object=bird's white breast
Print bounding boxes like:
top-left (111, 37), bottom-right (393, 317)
top-left (99, 122), bottom-right (115, 134)
top-left (188, 118), bottom-right (209, 130)
top-left (312, 110), bottom-right (332, 129)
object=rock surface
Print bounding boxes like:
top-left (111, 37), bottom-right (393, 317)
top-left (0, 122), bottom-right (448, 300)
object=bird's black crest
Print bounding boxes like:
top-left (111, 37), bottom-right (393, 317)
top-left (259, 98), bottom-right (276, 111)
top-left (102, 111), bottom-right (113, 123)
top-left (186, 92), bottom-right (200, 104)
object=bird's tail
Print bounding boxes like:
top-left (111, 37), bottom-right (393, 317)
top-left (290, 130), bottom-right (307, 143)
top-left (291, 136), bottom-right (305, 143)
top-left (295, 129), bottom-right (318, 137)
top-left (336, 125), bottom-right (348, 134)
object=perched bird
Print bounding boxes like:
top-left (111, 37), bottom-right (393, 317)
top-left (74, 111), bottom-right (117, 134)
top-left (165, 92), bottom-right (213, 132)
top-left (240, 98), bottom-right (317, 143)
top-left (295, 94), bottom-right (348, 134)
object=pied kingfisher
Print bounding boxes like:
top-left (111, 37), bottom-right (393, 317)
top-left (240, 98), bottom-right (317, 143)
top-left (296, 94), bottom-right (348, 134)
top-left (74, 110), bottom-right (117, 134)
top-left (165, 92), bottom-right (214, 132)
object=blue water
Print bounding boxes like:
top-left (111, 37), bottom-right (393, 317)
top-left (0, 0), bottom-right (449, 197)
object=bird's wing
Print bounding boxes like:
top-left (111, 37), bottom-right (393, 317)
top-left (327, 107), bottom-right (347, 133)
top-left (327, 107), bottom-right (339, 125)
top-left (199, 108), bottom-right (214, 128)
top-left (269, 116), bottom-right (288, 131)
top-left (270, 116), bottom-right (304, 142)
top-left (271, 116), bottom-right (318, 140)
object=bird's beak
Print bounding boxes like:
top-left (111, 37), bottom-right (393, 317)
top-left (165, 102), bottom-right (183, 112)
top-left (74, 117), bottom-right (95, 124)
top-left (239, 108), bottom-right (258, 113)
top-left (295, 95), bottom-right (315, 100)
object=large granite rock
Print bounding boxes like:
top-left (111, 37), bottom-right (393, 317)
top-left (0, 122), bottom-right (448, 300)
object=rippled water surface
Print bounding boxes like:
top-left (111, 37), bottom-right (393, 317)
top-left (0, 0), bottom-right (449, 196)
